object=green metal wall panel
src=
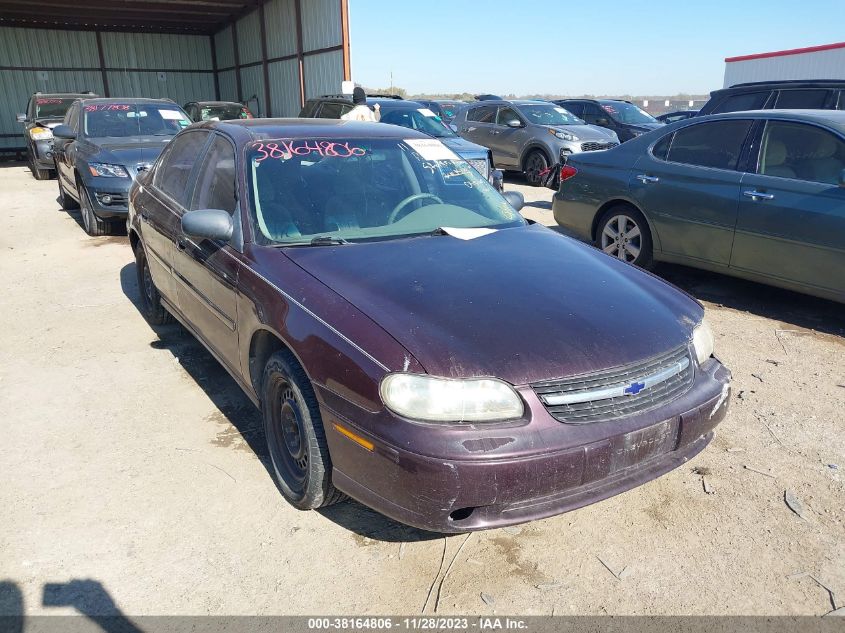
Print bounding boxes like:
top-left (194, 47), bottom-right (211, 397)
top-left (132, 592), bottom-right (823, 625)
top-left (301, 0), bottom-right (342, 52)
top-left (268, 59), bottom-right (300, 117)
top-left (264, 0), bottom-right (297, 59)
top-left (101, 32), bottom-right (213, 71)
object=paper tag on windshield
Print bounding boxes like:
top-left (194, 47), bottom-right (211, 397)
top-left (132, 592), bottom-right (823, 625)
top-left (440, 227), bottom-right (498, 241)
top-left (554, 107), bottom-right (568, 114)
top-left (417, 108), bottom-right (437, 118)
top-left (404, 138), bottom-right (458, 161)
top-left (160, 110), bottom-right (185, 120)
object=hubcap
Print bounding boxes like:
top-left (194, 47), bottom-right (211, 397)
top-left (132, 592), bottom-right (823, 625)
top-left (601, 215), bottom-right (642, 263)
top-left (270, 384), bottom-right (308, 492)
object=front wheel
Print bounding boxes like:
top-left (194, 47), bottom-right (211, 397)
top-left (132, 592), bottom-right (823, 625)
top-left (135, 244), bottom-right (172, 325)
top-left (596, 206), bottom-right (654, 268)
top-left (523, 150), bottom-right (549, 187)
top-left (79, 182), bottom-right (113, 236)
top-left (262, 351), bottom-right (345, 510)
top-left (57, 173), bottom-right (79, 210)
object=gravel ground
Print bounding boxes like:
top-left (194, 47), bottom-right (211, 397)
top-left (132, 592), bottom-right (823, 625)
top-left (1, 163), bottom-right (843, 617)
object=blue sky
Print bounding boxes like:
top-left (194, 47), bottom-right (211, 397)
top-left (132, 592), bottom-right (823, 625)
top-left (348, 0), bottom-right (845, 95)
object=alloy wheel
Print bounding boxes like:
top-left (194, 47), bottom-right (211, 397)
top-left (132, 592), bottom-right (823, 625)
top-left (601, 214), bottom-right (642, 263)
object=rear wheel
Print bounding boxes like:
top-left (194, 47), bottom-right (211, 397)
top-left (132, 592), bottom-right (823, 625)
top-left (262, 351), bottom-right (345, 510)
top-left (134, 244), bottom-right (172, 325)
top-left (29, 154), bottom-right (53, 181)
top-left (524, 150), bottom-right (549, 187)
top-left (79, 182), bottom-right (113, 236)
top-left (596, 206), bottom-right (653, 268)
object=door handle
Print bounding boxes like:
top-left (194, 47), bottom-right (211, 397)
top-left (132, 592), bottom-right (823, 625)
top-left (636, 175), bottom-right (659, 184)
top-left (743, 190), bottom-right (775, 201)
top-left (176, 237), bottom-right (187, 250)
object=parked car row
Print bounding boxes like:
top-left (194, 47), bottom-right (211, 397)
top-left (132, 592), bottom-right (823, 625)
top-left (552, 109), bottom-right (845, 303)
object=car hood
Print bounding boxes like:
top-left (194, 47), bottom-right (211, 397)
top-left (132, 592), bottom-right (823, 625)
top-left (554, 124), bottom-right (618, 141)
top-left (440, 135), bottom-right (488, 158)
top-left (34, 118), bottom-right (65, 128)
top-left (284, 225), bottom-right (702, 385)
top-left (85, 137), bottom-right (173, 167)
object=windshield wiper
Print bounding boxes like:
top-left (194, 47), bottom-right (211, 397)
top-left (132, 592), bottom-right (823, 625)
top-left (309, 236), bottom-right (348, 246)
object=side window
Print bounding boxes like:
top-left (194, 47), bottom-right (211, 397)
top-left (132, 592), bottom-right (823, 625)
top-left (65, 103), bottom-right (78, 130)
top-left (582, 104), bottom-right (607, 125)
top-left (652, 133), bottom-right (673, 161)
top-left (154, 131), bottom-right (209, 207)
top-left (758, 121), bottom-right (845, 185)
top-left (667, 120), bottom-right (753, 170)
top-left (191, 135), bottom-right (237, 215)
top-left (316, 102), bottom-right (348, 119)
top-left (467, 105), bottom-right (496, 123)
top-left (774, 89), bottom-right (830, 110)
top-left (711, 91), bottom-right (769, 114)
top-left (837, 91), bottom-right (845, 110)
top-left (563, 102), bottom-right (584, 117)
top-left (496, 107), bottom-right (521, 126)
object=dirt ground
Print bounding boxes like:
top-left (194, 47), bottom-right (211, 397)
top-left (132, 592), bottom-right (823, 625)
top-left (1, 162), bottom-right (843, 618)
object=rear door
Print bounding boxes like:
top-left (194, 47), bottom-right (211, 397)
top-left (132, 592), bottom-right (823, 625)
top-left (173, 134), bottom-right (241, 369)
top-left (456, 105), bottom-right (497, 150)
top-left (140, 130), bottom-right (210, 307)
top-left (630, 119), bottom-right (754, 266)
top-left (732, 119), bottom-right (845, 297)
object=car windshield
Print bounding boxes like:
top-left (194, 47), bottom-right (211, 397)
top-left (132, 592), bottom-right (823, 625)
top-left (248, 137), bottom-right (524, 245)
top-left (600, 101), bottom-right (657, 125)
top-left (379, 108), bottom-right (456, 138)
top-left (517, 104), bottom-right (584, 126)
top-left (438, 102), bottom-right (463, 119)
top-left (201, 104), bottom-right (252, 121)
top-left (84, 103), bottom-right (191, 138)
top-left (35, 98), bottom-right (76, 119)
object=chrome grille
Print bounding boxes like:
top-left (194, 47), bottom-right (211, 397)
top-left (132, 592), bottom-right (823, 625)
top-left (467, 158), bottom-right (489, 178)
top-left (532, 345), bottom-right (694, 424)
top-left (581, 142), bottom-right (618, 152)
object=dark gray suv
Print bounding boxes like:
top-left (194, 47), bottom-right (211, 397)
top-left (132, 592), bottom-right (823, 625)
top-left (450, 100), bottom-right (619, 185)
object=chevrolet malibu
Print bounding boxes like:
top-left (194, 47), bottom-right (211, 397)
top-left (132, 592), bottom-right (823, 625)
top-left (128, 119), bottom-right (731, 532)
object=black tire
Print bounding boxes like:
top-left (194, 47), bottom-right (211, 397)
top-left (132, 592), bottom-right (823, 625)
top-left (29, 154), bottom-right (53, 181)
top-left (523, 149), bottom-right (549, 187)
top-left (78, 182), bottom-right (113, 236)
top-left (57, 173), bottom-right (79, 210)
top-left (596, 205), bottom-right (654, 269)
top-left (262, 351), bottom-right (345, 510)
top-left (135, 244), bottom-right (173, 325)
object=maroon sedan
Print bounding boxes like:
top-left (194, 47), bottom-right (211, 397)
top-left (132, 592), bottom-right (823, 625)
top-left (127, 119), bottom-right (731, 533)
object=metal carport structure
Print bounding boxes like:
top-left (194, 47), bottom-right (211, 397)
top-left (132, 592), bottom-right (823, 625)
top-left (0, 0), bottom-right (351, 156)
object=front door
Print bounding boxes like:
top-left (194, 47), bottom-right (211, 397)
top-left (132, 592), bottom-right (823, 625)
top-left (456, 105), bottom-right (498, 154)
top-left (630, 119), bottom-right (754, 266)
top-left (489, 106), bottom-right (525, 168)
top-left (732, 119), bottom-right (845, 297)
top-left (141, 130), bottom-right (210, 309)
top-left (173, 134), bottom-right (241, 370)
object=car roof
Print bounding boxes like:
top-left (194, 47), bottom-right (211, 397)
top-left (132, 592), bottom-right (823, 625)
top-left (464, 99), bottom-right (548, 107)
top-left (691, 109), bottom-right (845, 131)
top-left (718, 79), bottom-right (845, 93)
top-left (205, 118), bottom-right (434, 142)
top-left (80, 97), bottom-right (178, 105)
top-left (190, 101), bottom-right (245, 107)
top-left (32, 92), bottom-right (95, 98)
top-left (367, 98), bottom-right (424, 108)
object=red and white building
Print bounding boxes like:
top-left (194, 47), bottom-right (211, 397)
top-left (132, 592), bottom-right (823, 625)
top-left (724, 41), bottom-right (845, 87)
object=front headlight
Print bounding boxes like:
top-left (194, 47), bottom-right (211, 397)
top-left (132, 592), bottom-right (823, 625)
top-left (629, 129), bottom-right (644, 137)
top-left (550, 128), bottom-right (579, 142)
top-left (30, 127), bottom-right (53, 140)
top-left (380, 373), bottom-right (524, 423)
top-left (692, 319), bottom-right (714, 366)
top-left (88, 163), bottom-right (129, 178)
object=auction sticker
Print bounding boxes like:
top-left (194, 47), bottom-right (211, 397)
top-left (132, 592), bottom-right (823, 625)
top-left (160, 110), bottom-right (186, 120)
top-left (417, 108), bottom-right (437, 118)
top-left (404, 138), bottom-right (458, 161)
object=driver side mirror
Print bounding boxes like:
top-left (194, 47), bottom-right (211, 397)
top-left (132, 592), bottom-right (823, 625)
top-left (182, 209), bottom-right (233, 242)
top-left (839, 169), bottom-right (845, 188)
top-left (502, 191), bottom-right (524, 212)
top-left (52, 124), bottom-right (76, 140)
top-left (506, 119), bottom-right (523, 128)
top-left (16, 113), bottom-right (26, 123)
top-left (596, 117), bottom-right (610, 126)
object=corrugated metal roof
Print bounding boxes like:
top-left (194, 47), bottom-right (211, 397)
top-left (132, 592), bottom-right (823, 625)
top-left (0, 0), bottom-right (257, 35)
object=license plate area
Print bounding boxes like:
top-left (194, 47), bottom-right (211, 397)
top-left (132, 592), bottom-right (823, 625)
top-left (610, 419), bottom-right (679, 472)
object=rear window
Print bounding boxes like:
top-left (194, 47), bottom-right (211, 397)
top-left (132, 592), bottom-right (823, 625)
top-left (774, 89), bottom-right (830, 109)
top-left (711, 92), bottom-right (770, 114)
top-left (667, 120), bottom-right (753, 170)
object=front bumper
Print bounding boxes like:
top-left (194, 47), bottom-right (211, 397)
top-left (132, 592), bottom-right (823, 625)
top-left (84, 177), bottom-right (132, 218)
top-left (322, 359), bottom-right (731, 533)
top-left (32, 140), bottom-right (56, 169)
